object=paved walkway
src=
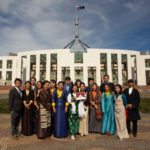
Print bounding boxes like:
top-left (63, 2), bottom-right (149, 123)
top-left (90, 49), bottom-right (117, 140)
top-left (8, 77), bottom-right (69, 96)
top-left (0, 113), bottom-right (150, 150)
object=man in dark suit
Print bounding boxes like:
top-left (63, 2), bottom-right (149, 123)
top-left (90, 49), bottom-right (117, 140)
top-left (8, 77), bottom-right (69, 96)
top-left (9, 78), bottom-right (23, 140)
top-left (86, 78), bottom-right (94, 92)
top-left (30, 77), bottom-right (37, 133)
top-left (63, 77), bottom-right (72, 97)
top-left (100, 75), bottom-right (115, 93)
top-left (124, 79), bottom-right (141, 137)
top-left (30, 77), bottom-right (37, 91)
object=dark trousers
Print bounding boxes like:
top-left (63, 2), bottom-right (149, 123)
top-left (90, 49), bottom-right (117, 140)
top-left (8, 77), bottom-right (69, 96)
top-left (32, 106), bottom-right (38, 133)
top-left (127, 120), bottom-right (137, 134)
top-left (11, 111), bottom-right (22, 136)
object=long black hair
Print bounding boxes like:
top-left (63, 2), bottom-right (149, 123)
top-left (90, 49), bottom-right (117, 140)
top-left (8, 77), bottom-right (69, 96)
top-left (71, 84), bottom-right (78, 94)
top-left (114, 84), bottom-right (122, 95)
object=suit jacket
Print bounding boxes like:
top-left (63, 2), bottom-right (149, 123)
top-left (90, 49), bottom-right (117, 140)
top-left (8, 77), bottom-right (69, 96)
top-left (9, 88), bottom-right (23, 112)
top-left (86, 86), bottom-right (92, 93)
top-left (124, 88), bottom-right (141, 120)
top-left (100, 82), bottom-right (115, 93)
top-left (31, 84), bottom-right (37, 91)
top-left (63, 84), bottom-right (72, 96)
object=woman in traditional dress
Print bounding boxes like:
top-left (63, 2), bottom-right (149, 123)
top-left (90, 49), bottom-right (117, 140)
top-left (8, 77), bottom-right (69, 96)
top-left (114, 84), bottom-right (129, 140)
top-left (38, 81), bottom-right (52, 139)
top-left (34, 81), bottom-right (42, 138)
top-left (22, 81), bottom-right (34, 136)
top-left (49, 79), bottom-right (56, 134)
top-left (68, 85), bottom-right (80, 140)
top-left (75, 80), bottom-right (82, 92)
top-left (101, 84), bottom-right (116, 135)
top-left (52, 81), bottom-right (68, 138)
top-left (89, 83), bottom-right (102, 133)
top-left (79, 83), bottom-right (89, 136)
top-left (50, 80), bottom-right (56, 96)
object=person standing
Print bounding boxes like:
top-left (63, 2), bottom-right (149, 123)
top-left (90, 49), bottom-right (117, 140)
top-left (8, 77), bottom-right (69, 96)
top-left (63, 77), bottom-right (72, 97)
top-left (9, 78), bottom-right (23, 140)
top-left (114, 84), bottom-right (129, 140)
top-left (34, 81), bottom-right (42, 137)
top-left (49, 79), bottom-right (57, 134)
top-left (89, 83), bottom-right (102, 133)
top-left (101, 84), bottom-right (116, 135)
top-left (50, 80), bottom-right (56, 96)
top-left (52, 81), bottom-right (68, 138)
top-left (30, 77), bottom-right (38, 133)
top-left (100, 75), bottom-right (115, 93)
top-left (86, 78), bottom-right (94, 93)
top-left (68, 85), bottom-right (80, 140)
top-left (38, 81), bottom-right (52, 138)
top-left (79, 83), bottom-right (89, 136)
top-left (22, 81), bottom-right (34, 136)
top-left (75, 80), bottom-right (82, 92)
top-left (30, 77), bottom-right (37, 91)
top-left (124, 79), bottom-right (141, 137)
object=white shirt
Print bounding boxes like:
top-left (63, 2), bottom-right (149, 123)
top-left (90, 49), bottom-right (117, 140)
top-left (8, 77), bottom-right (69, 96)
top-left (129, 87), bottom-right (133, 95)
top-left (31, 85), bottom-right (35, 90)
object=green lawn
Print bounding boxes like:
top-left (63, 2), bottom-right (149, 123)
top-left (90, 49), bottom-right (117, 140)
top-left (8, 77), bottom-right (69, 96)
top-left (0, 98), bottom-right (150, 114)
top-left (139, 98), bottom-right (150, 113)
top-left (0, 100), bottom-right (9, 114)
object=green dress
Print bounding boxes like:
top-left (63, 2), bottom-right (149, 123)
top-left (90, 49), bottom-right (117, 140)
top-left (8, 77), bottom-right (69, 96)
top-left (68, 93), bottom-right (80, 136)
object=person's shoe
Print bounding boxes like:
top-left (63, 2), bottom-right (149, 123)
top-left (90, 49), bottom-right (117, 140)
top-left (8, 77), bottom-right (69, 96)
top-left (119, 137), bottom-right (123, 140)
top-left (12, 135), bottom-right (19, 140)
top-left (133, 133), bottom-right (137, 137)
top-left (71, 135), bottom-right (75, 140)
top-left (80, 134), bottom-right (84, 136)
top-left (18, 134), bottom-right (24, 138)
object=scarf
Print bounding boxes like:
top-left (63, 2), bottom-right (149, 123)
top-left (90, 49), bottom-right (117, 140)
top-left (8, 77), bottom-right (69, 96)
top-left (89, 91), bottom-right (102, 120)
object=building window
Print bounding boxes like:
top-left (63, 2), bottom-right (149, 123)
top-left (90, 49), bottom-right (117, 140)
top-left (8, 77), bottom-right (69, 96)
top-left (0, 60), bottom-right (2, 69)
top-left (40, 54), bottom-right (46, 81)
top-left (50, 54), bottom-right (57, 81)
top-left (75, 67), bottom-right (83, 81)
top-left (0, 71), bottom-right (2, 79)
top-left (30, 55), bottom-right (36, 78)
top-left (6, 71), bottom-right (12, 80)
top-left (61, 67), bottom-right (70, 81)
top-left (146, 71), bottom-right (150, 85)
top-left (100, 53), bottom-right (107, 82)
top-left (21, 56), bottom-right (27, 85)
top-left (131, 55), bottom-right (137, 84)
top-left (7, 60), bottom-right (13, 69)
top-left (111, 54), bottom-right (118, 84)
top-left (74, 52), bottom-right (83, 63)
top-left (88, 67), bottom-right (96, 82)
top-left (121, 54), bottom-right (128, 85)
top-left (145, 59), bottom-right (150, 68)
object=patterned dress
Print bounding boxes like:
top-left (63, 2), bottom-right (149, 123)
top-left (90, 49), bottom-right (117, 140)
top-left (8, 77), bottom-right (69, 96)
top-left (37, 89), bottom-right (52, 138)
top-left (68, 93), bottom-right (80, 136)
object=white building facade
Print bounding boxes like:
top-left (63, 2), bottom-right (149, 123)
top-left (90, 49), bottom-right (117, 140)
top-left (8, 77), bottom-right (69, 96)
top-left (0, 48), bottom-right (150, 86)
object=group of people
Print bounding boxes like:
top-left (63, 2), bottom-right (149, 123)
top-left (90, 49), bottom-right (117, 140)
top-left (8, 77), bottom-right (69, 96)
top-left (9, 75), bottom-right (141, 141)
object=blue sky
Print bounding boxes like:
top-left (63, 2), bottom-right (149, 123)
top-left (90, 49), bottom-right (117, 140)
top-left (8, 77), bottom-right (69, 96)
top-left (0, 0), bottom-right (150, 56)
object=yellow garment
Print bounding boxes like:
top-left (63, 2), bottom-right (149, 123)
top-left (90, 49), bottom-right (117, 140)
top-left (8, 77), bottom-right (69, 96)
top-left (50, 88), bottom-right (55, 95)
top-left (52, 103), bottom-right (55, 107)
top-left (57, 89), bottom-right (63, 98)
top-left (52, 90), bottom-right (68, 107)
top-left (105, 92), bottom-right (110, 98)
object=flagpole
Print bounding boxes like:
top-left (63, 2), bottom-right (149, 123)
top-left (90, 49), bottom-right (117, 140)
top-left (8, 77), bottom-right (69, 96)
top-left (75, 4), bottom-right (79, 39)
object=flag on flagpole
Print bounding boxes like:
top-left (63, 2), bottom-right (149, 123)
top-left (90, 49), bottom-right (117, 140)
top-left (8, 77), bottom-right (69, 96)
top-left (76, 5), bottom-right (85, 10)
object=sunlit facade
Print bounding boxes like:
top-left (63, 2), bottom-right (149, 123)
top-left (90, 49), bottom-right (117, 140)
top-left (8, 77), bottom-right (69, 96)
top-left (0, 48), bottom-right (150, 86)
